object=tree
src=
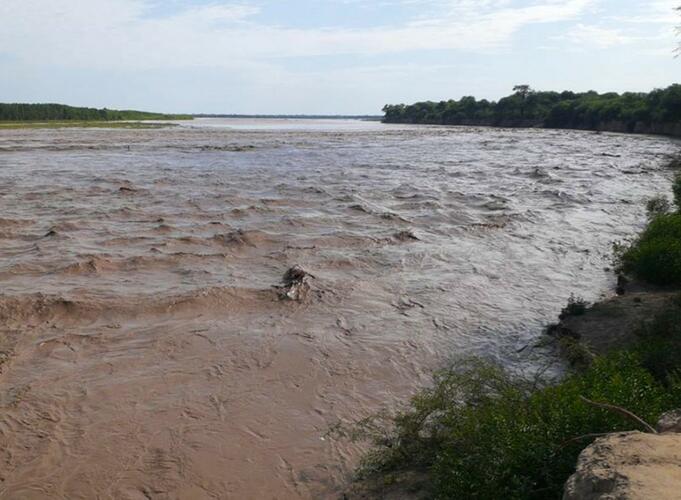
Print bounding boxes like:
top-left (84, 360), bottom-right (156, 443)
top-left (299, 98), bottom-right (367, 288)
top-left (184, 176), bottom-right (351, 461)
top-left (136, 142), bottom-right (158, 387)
top-left (513, 85), bottom-right (533, 118)
top-left (513, 85), bottom-right (532, 99)
top-left (381, 85), bottom-right (681, 130)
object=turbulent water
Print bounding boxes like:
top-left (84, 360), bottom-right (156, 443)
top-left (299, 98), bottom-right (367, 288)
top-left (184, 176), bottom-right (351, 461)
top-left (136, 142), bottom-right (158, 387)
top-left (0, 119), bottom-right (678, 499)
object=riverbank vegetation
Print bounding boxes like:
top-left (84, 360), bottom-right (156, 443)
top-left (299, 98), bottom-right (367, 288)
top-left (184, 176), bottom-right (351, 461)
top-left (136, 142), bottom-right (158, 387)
top-left (350, 172), bottom-right (681, 499)
top-left (0, 103), bottom-right (192, 122)
top-left (382, 85), bottom-right (681, 135)
top-left (617, 174), bottom-right (681, 285)
top-left (0, 121), bottom-right (179, 130)
top-left (351, 329), bottom-right (681, 499)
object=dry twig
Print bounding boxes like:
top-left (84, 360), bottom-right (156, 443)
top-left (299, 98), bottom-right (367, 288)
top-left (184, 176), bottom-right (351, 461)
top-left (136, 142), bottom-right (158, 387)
top-left (579, 396), bottom-right (657, 434)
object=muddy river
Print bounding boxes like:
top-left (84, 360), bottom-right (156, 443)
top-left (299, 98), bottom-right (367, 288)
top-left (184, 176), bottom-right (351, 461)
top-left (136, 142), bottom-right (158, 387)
top-left (0, 119), bottom-right (677, 498)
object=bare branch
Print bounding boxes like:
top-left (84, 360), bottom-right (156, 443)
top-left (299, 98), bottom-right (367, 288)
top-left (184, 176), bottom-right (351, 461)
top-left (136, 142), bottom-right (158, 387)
top-left (558, 432), bottom-right (613, 451)
top-left (579, 396), bottom-right (657, 434)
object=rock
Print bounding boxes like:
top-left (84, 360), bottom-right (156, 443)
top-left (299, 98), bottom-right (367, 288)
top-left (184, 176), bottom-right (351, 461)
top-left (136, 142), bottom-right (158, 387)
top-left (563, 432), bottom-right (681, 500)
top-left (657, 409), bottom-right (681, 434)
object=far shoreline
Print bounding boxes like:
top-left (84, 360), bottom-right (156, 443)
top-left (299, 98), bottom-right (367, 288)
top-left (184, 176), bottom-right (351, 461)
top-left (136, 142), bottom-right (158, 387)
top-left (380, 119), bottom-right (681, 139)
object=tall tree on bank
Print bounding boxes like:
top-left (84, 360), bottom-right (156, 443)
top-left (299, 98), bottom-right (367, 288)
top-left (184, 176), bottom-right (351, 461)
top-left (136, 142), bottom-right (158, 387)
top-left (513, 85), bottom-right (533, 119)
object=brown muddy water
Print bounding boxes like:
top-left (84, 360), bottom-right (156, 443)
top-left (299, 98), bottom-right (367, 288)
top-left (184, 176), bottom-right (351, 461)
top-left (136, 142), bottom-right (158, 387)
top-left (0, 119), bottom-right (678, 499)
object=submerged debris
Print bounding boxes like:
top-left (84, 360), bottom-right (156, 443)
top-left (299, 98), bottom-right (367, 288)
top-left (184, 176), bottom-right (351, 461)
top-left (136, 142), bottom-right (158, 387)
top-left (467, 222), bottom-right (508, 231)
top-left (276, 265), bottom-right (315, 301)
top-left (212, 229), bottom-right (255, 247)
top-left (393, 230), bottom-right (420, 242)
top-left (349, 204), bottom-right (370, 213)
top-left (380, 212), bottom-right (411, 223)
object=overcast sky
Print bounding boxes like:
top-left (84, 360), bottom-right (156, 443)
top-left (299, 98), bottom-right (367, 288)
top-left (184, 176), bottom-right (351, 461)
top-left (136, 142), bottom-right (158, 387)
top-left (0, 0), bottom-right (679, 114)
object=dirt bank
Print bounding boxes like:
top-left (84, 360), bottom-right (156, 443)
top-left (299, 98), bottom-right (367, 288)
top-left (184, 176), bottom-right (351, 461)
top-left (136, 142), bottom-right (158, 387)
top-left (550, 283), bottom-right (680, 357)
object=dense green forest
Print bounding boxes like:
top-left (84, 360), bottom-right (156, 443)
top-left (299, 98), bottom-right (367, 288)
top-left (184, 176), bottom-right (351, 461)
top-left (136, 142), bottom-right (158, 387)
top-left (382, 84), bottom-right (681, 134)
top-left (0, 103), bottom-right (192, 121)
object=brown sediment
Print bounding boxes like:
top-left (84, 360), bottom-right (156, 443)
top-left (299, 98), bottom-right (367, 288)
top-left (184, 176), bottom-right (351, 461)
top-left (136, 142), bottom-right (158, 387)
top-left (0, 122), bottom-right (678, 498)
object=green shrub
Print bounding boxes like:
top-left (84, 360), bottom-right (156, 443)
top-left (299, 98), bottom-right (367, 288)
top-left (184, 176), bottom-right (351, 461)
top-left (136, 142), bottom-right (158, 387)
top-left (635, 295), bottom-right (681, 384)
top-left (646, 195), bottom-right (671, 219)
top-left (356, 352), bottom-right (681, 500)
top-left (558, 336), bottom-right (595, 369)
top-left (673, 174), bottom-right (681, 211)
top-left (559, 294), bottom-right (589, 319)
top-left (620, 214), bottom-right (681, 285)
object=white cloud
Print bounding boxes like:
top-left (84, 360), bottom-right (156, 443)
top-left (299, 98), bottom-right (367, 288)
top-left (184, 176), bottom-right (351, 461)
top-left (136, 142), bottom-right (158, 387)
top-left (0, 0), bottom-right (596, 70)
top-left (163, 3), bottom-right (260, 24)
top-left (560, 23), bottom-right (633, 48)
top-left (606, 0), bottom-right (679, 25)
top-left (14, 0), bottom-right (679, 115)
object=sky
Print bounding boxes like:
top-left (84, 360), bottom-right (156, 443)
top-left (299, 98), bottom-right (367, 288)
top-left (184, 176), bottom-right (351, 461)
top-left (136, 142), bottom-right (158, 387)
top-left (0, 0), bottom-right (679, 114)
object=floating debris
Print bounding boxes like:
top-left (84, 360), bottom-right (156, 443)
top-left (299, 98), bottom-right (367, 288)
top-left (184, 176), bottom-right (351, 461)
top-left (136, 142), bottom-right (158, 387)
top-left (276, 265), bottom-right (315, 301)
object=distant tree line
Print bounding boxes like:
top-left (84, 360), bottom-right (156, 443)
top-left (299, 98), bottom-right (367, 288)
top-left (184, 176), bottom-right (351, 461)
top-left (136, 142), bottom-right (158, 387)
top-left (382, 85), bottom-right (681, 135)
top-left (0, 103), bottom-right (192, 121)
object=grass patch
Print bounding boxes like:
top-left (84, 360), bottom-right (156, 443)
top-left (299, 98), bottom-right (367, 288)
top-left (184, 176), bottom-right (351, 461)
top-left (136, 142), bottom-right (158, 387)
top-left (350, 299), bottom-right (681, 499)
